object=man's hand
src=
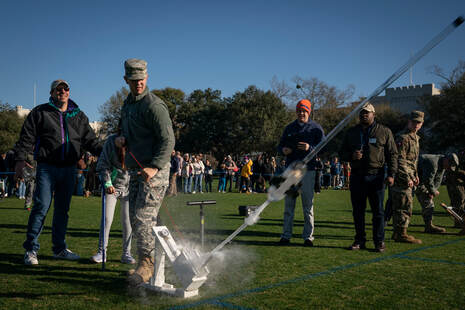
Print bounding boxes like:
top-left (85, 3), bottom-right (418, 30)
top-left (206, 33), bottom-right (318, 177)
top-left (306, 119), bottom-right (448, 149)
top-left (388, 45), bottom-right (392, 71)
top-left (386, 176), bottom-right (394, 186)
top-left (413, 177), bottom-right (420, 186)
top-left (140, 167), bottom-right (159, 182)
top-left (434, 190), bottom-right (440, 197)
top-left (105, 186), bottom-right (116, 194)
top-left (115, 136), bottom-right (126, 148)
top-left (352, 150), bottom-right (363, 160)
top-left (297, 142), bottom-right (310, 151)
top-left (282, 147), bottom-right (292, 156)
top-left (408, 180), bottom-right (414, 188)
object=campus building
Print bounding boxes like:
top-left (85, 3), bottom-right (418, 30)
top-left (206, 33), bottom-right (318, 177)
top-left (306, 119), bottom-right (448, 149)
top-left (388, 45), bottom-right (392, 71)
top-left (371, 83), bottom-right (441, 114)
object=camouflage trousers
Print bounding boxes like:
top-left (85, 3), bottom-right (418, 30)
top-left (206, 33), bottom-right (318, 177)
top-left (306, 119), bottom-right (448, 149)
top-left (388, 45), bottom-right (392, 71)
top-left (415, 186), bottom-right (435, 223)
top-left (391, 186), bottom-right (413, 229)
top-left (128, 165), bottom-right (169, 258)
top-left (24, 178), bottom-right (35, 207)
top-left (446, 184), bottom-right (465, 218)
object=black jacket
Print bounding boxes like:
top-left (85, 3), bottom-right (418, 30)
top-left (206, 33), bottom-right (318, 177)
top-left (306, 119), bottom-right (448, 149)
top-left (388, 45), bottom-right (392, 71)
top-left (14, 99), bottom-right (102, 167)
top-left (340, 122), bottom-right (397, 177)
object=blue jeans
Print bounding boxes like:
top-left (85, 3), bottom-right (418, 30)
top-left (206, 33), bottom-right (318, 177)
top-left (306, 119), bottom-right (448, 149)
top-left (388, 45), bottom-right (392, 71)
top-left (23, 163), bottom-right (76, 254)
top-left (194, 174), bottom-right (203, 192)
top-left (282, 170), bottom-right (316, 241)
top-left (18, 180), bottom-right (26, 197)
top-left (349, 173), bottom-right (385, 245)
top-left (183, 176), bottom-right (193, 193)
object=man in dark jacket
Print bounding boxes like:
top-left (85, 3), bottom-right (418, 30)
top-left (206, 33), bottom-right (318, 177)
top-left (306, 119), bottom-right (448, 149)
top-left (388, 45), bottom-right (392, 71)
top-left (14, 79), bottom-right (102, 265)
top-left (340, 103), bottom-right (397, 252)
top-left (277, 99), bottom-right (324, 247)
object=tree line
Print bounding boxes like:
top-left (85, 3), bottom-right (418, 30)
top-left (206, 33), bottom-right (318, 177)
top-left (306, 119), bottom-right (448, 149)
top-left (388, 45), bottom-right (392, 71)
top-left (1, 62), bottom-right (464, 159)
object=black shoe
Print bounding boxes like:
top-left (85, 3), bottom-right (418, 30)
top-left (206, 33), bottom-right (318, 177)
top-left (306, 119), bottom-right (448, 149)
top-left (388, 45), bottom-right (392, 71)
top-left (303, 239), bottom-right (314, 247)
top-left (348, 242), bottom-right (366, 250)
top-left (278, 238), bottom-right (290, 245)
top-left (375, 242), bottom-right (386, 253)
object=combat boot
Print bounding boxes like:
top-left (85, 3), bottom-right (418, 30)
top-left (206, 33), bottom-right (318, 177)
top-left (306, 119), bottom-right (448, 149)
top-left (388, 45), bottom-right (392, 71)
top-left (391, 227), bottom-right (400, 240)
top-left (424, 221), bottom-right (446, 233)
top-left (394, 227), bottom-right (422, 244)
top-left (127, 256), bottom-right (154, 286)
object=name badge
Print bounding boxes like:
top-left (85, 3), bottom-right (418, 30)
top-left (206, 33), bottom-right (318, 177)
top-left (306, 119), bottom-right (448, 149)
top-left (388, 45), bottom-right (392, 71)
top-left (369, 138), bottom-right (377, 144)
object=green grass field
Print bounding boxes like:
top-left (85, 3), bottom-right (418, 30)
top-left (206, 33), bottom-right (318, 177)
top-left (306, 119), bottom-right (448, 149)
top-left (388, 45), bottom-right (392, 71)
top-left (1, 186), bottom-right (464, 309)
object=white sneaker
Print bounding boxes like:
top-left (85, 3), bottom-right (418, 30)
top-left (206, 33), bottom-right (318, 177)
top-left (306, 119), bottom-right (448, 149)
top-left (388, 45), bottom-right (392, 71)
top-left (192, 191), bottom-right (196, 194)
top-left (54, 249), bottom-right (80, 261)
top-left (121, 253), bottom-right (136, 264)
top-left (90, 252), bottom-right (106, 263)
top-left (24, 251), bottom-right (38, 265)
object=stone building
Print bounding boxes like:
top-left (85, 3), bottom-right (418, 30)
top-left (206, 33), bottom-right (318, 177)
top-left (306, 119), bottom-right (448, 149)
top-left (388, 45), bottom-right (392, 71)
top-left (371, 83), bottom-right (441, 114)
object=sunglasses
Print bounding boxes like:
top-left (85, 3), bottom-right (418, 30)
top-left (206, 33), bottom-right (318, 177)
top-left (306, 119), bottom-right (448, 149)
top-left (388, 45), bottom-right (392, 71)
top-left (55, 86), bottom-right (70, 92)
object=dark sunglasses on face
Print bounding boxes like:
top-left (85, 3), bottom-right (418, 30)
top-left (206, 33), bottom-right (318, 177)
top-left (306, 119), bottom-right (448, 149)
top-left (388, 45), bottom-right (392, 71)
top-left (55, 86), bottom-right (69, 92)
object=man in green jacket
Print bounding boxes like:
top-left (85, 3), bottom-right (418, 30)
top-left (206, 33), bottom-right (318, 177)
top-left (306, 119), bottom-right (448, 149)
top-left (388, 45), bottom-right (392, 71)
top-left (416, 154), bottom-right (452, 233)
top-left (116, 58), bottom-right (175, 285)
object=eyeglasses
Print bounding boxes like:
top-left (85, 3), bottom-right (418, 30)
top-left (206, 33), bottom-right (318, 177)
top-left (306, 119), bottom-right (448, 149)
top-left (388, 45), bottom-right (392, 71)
top-left (55, 86), bottom-right (69, 92)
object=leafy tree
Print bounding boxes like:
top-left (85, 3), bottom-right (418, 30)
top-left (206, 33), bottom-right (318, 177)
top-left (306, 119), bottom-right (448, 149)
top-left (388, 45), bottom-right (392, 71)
top-left (0, 101), bottom-right (24, 153)
top-left (422, 60), bottom-right (465, 152)
top-left (175, 88), bottom-right (226, 156)
top-left (225, 86), bottom-right (293, 157)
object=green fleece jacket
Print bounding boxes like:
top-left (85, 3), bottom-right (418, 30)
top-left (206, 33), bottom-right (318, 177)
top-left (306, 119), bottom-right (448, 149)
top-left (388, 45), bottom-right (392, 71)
top-left (120, 88), bottom-right (175, 170)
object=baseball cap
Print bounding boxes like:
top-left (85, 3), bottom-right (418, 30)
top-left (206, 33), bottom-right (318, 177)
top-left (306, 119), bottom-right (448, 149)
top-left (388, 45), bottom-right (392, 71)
top-left (50, 80), bottom-right (70, 92)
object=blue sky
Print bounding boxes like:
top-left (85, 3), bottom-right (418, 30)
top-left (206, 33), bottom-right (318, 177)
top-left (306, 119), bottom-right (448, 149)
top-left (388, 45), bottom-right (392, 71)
top-left (1, 0), bottom-right (464, 121)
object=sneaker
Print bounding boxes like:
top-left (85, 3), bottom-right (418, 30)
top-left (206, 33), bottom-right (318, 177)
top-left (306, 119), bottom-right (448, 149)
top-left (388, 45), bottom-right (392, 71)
top-left (375, 242), bottom-right (386, 253)
top-left (121, 253), bottom-right (136, 264)
top-left (90, 252), bottom-right (106, 263)
top-left (24, 251), bottom-right (38, 265)
top-left (54, 249), bottom-right (80, 261)
top-left (303, 239), bottom-right (314, 247)
top-left (348, 242), bottom-right (366, 250)
top-left (278, 238), bottom-right (290, 245)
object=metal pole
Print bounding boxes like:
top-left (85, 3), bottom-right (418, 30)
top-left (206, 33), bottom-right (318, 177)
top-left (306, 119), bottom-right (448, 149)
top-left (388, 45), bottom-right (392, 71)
top-left (200, 204), bottom-right (204, 248)
top-left (101, 185), bottom-right (106, 271)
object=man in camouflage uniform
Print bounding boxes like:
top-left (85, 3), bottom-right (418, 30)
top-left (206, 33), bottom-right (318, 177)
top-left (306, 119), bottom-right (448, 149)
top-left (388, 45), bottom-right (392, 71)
top-left (416, 154), bottom-right (452, 233)
top-left (391, 111), bottom-right (424, 244)
top-left (116, 59), bottom-right (175, 285)
top-left (445, 151), bottom-right (465, 234)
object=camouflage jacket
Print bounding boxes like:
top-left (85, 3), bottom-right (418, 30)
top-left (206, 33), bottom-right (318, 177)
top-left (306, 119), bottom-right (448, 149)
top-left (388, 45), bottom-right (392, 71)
top-left (394, 129), bottom-right (419, 187)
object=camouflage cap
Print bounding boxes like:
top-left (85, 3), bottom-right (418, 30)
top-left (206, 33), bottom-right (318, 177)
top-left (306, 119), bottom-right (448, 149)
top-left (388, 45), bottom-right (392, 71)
top-left (124, 58), bottom-right (148, 80)
top-left (410, 110), bottom-right (424, 122)
top-left (50, 80), bottom-right (70, 91)
top-left (361, 103), bottom-right (375, 113)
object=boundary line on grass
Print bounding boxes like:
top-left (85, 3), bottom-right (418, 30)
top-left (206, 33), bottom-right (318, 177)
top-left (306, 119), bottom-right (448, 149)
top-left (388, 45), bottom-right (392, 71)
top-left (168, 238), bottom-right (465, 310)
top-left (396, 255), bottom-right (465, 266)
top-left (209, 300), bottom-right (257, 310)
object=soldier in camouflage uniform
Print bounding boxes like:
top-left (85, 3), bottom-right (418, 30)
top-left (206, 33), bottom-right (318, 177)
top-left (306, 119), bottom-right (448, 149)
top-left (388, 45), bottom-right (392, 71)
top-left (445, 151), bottom-right (465, 233)
top-left (391, 111), bottom-right (424, 244)
top-left (116, 59), bottom-right (175, 286)
top-left (416, 154), bottom-right (452, 233)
